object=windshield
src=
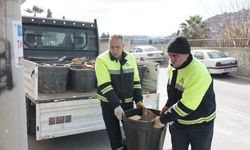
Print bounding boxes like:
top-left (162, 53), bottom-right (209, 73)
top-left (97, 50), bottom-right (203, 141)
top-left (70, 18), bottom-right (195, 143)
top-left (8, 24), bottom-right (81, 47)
top-left (23, 27), bottom-right (87, 50)
top-left (144, 46), bottom-right (159, 52)
top-left (207, 51), bottom-right (227, 59)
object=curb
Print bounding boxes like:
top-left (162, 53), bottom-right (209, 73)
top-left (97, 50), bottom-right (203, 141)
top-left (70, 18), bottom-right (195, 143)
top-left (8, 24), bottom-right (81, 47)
top-left (231, 75), bottom-right (250, 81)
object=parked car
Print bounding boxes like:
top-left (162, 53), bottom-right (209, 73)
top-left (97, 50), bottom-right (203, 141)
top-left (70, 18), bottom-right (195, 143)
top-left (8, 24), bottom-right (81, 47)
top-left (191, 49), bottom-right (238, 74)
top-left (130, 45), bottom-right (164, 63)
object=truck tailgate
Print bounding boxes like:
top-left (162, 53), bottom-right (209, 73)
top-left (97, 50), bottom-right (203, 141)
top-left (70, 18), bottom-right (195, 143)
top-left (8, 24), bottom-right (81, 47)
top-left (24, 60), bottom-right (38, 100)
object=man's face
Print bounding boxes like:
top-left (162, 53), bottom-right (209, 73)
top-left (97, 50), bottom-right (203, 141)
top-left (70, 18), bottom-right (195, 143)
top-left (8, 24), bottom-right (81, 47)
top-left (168, 52), bottom-right (189, 68)
top-left (109, 38), bottom-right (124, 59)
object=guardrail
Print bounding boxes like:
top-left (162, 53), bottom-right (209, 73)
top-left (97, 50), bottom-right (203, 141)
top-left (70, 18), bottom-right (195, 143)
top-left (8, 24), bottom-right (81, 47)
top-left (100, 37), bottom-right (250, 47)
top-left (188, 38), bottom-right (250, 47)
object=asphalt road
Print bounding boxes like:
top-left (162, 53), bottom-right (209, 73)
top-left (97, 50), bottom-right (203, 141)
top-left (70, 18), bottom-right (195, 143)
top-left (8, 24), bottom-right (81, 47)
top-left (160, 69), bottom-right (250, 150)
top-left (28, 67), bottom-right (250, 150)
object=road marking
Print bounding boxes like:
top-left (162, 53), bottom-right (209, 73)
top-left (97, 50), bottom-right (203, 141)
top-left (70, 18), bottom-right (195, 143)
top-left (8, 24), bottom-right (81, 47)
top-left (217, 104), bottom-right (250, 120)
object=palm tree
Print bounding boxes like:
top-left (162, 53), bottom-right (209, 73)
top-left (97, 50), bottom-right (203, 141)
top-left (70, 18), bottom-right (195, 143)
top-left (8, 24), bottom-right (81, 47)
top-left (24, 5), bottom-right (44, 17)
top-left (179, 15), bottom-right (209, 39)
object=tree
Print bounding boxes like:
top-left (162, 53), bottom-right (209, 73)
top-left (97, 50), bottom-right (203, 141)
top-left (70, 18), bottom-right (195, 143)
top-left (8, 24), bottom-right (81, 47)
top-left (207, 0), bottom-right (250, 46)
top-left (219, 9), bottom-right (250, 39)
top-left (47, 9), bottom-right (52, 18)
top-left (206, 0), bottom-right (250, 44)
top-left (24, 5), bottom-right (44, 17)
top-left (100, 32), bottom-right (110, 41)
top-left (179, 15), bottom-right (209, 39)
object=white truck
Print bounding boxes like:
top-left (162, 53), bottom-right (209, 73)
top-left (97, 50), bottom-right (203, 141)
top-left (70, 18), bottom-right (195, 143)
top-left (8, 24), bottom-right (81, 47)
top-left (23, 16), bottom-right (160, 140)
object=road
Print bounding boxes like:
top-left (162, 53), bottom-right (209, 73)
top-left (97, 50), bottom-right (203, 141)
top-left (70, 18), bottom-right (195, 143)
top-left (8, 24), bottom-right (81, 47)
top-left (28, 67), bottom-right (250, 150)
top-left (159, 68), bottom-right (250, 150)
top-left (211, 75), bottom-right (250, 150)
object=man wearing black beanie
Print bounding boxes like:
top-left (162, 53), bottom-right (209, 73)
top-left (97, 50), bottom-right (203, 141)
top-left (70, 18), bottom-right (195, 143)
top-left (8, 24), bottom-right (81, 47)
top-left (153, 36), bottom-right (216, 150)
top-left (168, 36), bottom-right (191, 54)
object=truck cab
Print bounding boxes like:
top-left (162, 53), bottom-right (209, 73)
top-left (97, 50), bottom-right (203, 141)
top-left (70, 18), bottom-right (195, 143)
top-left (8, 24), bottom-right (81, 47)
top-left (23, 16), bottom-right (160, 140)
top-left (22, 16), bottom-right (99, 60)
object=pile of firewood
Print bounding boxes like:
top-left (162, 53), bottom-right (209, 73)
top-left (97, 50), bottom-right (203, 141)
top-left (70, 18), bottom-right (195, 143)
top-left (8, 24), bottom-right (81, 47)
top-left (128, 108), bottom-right (157, 121)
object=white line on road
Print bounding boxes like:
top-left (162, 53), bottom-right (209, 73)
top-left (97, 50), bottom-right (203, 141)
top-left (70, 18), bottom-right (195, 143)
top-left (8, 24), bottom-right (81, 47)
top-left (217, 104), bottom-right (250, 120)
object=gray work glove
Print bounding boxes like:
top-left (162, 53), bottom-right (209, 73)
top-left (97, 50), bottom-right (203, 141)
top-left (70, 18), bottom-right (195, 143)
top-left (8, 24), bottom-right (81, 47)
top-left (114, 106), bottom-right (124, 121)
top-left (152, 116), bottom-right (165, 128)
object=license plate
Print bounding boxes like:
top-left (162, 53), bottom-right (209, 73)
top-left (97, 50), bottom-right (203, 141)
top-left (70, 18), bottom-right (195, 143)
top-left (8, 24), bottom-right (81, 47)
top-left (224, 68), bottom-right (232, 72)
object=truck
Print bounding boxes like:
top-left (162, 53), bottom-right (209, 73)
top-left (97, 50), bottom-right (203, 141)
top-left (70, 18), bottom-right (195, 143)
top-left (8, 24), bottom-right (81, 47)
top-left (22, 16), bottom-right (160, 140)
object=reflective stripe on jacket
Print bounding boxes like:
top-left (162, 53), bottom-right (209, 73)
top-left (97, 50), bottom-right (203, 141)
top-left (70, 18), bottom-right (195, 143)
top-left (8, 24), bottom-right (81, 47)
top-left (160, 55), bottom-right (216, 125)
top-left (95, 50), bottom-right (143, 108)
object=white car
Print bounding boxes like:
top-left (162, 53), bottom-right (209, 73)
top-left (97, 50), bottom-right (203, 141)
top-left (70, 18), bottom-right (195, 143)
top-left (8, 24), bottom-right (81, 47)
top-left (130, 45), bottom-right (164, 63)
top-left (191, 49), bottom-right (238, 74)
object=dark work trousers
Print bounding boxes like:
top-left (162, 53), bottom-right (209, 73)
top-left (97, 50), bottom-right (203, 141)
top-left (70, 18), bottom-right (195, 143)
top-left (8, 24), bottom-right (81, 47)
top-left (169, 122), bottom-right (214, 150)
top-left (101, 101), bottom-right (134, 150)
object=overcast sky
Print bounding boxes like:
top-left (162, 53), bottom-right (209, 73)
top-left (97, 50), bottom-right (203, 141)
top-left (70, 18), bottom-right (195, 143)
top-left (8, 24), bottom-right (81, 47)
top-left (21, 0), bottom-right (244, 36)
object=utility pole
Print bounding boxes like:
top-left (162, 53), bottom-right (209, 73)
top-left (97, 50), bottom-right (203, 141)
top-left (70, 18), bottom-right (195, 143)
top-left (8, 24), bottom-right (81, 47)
top-left (0, 0), bottom-right (28, 150)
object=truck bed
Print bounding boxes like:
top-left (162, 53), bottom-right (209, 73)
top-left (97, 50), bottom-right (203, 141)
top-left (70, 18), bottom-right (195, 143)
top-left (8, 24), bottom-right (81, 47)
top-left (24, 59), bottom-right (160, 140)
top-left (26, 90), bottom-right (97, 103)
top-left (24, 59), bottom-right (159, 103)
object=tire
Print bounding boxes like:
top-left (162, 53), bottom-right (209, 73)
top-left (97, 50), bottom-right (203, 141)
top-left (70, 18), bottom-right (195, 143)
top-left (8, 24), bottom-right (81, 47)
top-left (156, 61), bottom-right (162, 64)
top-left (221, 72), bottom-right (229, 77)
top-left (140, 57), bottom-right (145, 61)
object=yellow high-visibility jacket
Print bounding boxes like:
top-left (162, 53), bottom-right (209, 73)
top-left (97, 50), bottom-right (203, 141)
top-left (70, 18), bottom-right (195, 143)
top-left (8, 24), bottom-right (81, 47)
top-left (95, 51), bottom-right (143, 108)
top-left (160, 55), bottom-right (216, 125)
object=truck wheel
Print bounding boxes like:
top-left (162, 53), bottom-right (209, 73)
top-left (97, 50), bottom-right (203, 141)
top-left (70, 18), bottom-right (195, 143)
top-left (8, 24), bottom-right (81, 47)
top-left (156, 61), bottom-right (162, 64)
top-left (26, 99), bottom-right (36, 135)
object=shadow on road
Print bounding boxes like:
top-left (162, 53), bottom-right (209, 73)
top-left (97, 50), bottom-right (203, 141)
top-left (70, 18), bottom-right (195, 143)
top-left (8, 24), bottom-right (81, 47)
top-left (212, 74), bottom-right (250, 85)
top-left (28, 130), bottom-right (110, 150)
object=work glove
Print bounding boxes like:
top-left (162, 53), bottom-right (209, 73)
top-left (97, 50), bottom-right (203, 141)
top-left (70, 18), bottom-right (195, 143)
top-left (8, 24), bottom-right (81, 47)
top-left (152, 116), bottom-right (165, 128)
top-left (160, 105), bottom-right (168, 115)
top-left (114, 106), bottom-right (124, 121)
top-left (136, 101), bottom-right (145, 109)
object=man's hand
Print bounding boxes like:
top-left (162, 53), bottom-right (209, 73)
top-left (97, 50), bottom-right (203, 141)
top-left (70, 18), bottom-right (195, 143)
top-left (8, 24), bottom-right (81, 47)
top-left (136, 101), bottom-right (145, 109)
top-left (160, 105), bottom-right (168, 115)
top-left (114, 106), bottom-right (124, 121)
top-left (152, 116), bottom-right (165, 128)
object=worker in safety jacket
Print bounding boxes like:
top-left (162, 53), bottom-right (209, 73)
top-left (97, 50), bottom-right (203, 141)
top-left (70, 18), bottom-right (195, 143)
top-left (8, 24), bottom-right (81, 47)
top-left (153, 36), bottom-right (216, 150)
top-left (95, 35), bottom-right (144, 150)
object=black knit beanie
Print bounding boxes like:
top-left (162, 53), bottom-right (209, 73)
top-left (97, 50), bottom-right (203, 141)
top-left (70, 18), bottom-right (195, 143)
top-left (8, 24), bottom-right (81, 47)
top-left (167, 36), bottom-right (190, 54)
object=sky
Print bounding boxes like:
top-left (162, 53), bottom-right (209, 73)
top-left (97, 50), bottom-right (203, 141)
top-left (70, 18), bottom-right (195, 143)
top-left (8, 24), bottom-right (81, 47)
top-left (21, 0), bottom-right (245, 36)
